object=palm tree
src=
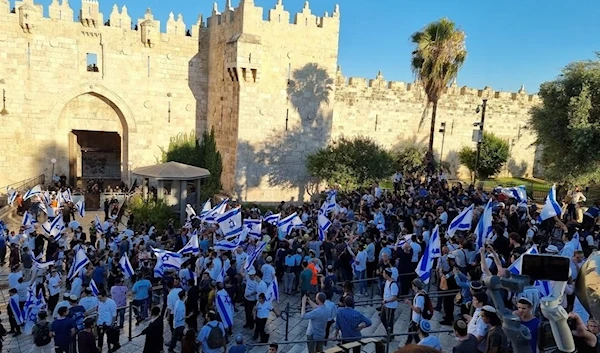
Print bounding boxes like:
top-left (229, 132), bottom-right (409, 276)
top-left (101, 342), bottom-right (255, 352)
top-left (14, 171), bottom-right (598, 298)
top-left (411, 18), bottom-right (467, 155)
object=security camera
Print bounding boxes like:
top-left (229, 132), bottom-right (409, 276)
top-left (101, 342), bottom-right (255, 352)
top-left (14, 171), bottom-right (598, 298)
top-left (473, 122), bottom-right (481, 127)
top-left (476, 106), bottom-right (481, 114)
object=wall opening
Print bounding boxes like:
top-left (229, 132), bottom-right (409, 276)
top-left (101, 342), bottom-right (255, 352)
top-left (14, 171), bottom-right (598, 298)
top-left (86, 53), bottom-right (99, 72)
top-left (70, 130), bottom-right (121, 187)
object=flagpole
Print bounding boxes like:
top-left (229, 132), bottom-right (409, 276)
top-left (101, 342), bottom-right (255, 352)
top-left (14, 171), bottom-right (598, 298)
top-left (473, 99), bottom-right (487, 184)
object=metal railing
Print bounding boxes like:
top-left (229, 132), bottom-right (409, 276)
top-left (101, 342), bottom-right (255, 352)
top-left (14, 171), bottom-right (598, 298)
top-left (0, 174), bottom-right (46, 207)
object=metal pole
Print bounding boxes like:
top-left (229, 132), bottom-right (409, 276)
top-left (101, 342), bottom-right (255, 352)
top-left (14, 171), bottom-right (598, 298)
top-left (440, 126), bottom-right (446, 164)
top-left (284, 302), bottom-right (290, 341)
top-left (473, 99), bottom-right (487, 184)
top-left (128, 305), bottom-right (133, 341)
top-left (370, 281), bottom-right (375, 306)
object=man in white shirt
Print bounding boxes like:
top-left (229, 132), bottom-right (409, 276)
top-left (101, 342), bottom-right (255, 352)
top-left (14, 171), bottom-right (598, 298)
top-left (373, 182), bottom-right (383, 200)
top-left (96, 290), bottom-right (118, 352)
top-left (7, 265), bottom-right (22, 289)
top-left (234, 247), bottom-right (247, 273)
top-left (464, 292), bottom-right (489, 347)
top-left (392, 171), bottom-right (403, 193)
top-left (166, 278), bottom-right (183, 334)
top-left (243, 269), bottom-right (258, 329)
top-left (47, 268), bottom-right (62, 313)
top-left (168, 290), bottom-right (187, 352)
top-left (261, 257), bottom-right (276, 286)
top-left (381, 269), bottom-right (399, 334)
top-left (354, 245), bottom-right (368, 296)
top-left (404, 278), bottom-right (426, 344)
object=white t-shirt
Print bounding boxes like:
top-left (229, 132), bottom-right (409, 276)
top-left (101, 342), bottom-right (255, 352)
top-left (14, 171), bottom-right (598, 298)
top-left (439, 212), bottom-right (448, 225)
top-left (383, 280), bottom-right (399, 309)
top-left (410, 242), bottom-right (421, 262)
top-left (411, 293), bottom-right (425, 323)
top-left (467, 307), bottom-right (488, 338)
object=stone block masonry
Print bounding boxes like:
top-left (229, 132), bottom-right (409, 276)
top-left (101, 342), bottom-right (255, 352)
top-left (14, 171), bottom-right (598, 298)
top-left (0, 0), bottom-right (540, 202)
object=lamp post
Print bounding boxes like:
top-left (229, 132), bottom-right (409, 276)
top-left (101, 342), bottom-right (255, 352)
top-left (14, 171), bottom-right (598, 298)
top-left (473, 99), bottom-right (488, 184)
top-left (127, 161), bottom-right (133, 192)
top-left (439, 122), bottom-right (446, 164)
top-left (50, 158), bottom-right (57, 182)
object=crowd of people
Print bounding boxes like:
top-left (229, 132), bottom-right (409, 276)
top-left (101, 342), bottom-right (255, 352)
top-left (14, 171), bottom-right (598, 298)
top-left (0, 169), bottom-right (599, 353)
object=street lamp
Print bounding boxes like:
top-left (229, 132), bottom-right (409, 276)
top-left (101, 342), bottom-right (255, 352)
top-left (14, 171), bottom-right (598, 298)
top-left (438, 122), bottom-right (446, 164)
top-left (127, 161), bottom-right (133, 192)
top-left (50, 158), bottom-right (57, 181)
top-left (473, 99), bottom-right (488, 184)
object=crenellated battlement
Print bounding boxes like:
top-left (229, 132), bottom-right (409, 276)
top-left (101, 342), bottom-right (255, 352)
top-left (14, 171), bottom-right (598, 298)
top-left (335, 68), bottom-right (540, 103)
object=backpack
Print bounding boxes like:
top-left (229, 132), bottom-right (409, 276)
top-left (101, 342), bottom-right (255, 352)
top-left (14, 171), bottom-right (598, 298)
top-left (206, 323), bottom-right (225, 350)
top-left (34, 322), bottom-right (51, 347)
top-left (418, 293), bottom-right (434, 320)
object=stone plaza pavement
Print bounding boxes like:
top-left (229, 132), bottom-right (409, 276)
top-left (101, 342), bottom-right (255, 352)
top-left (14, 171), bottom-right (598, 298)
top-left (0, 211), bottom-right (459, 353)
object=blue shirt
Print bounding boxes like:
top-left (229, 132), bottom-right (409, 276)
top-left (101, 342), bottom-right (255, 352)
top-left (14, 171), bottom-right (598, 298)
top-left (51, 317), bottom-right (76, 347)
top-left (92, 266), bottom-right (105, 285)
top-left (68, 305), bottom-right (86, 331)
top-left (199, 239), bottom-right (210, 253)
top-left (302, 305), bottom-right (330, 339)
top-left (132, 279), bottom-right (152, 301)
top-left (285, 255), bottom-right (296, 267)
top-left (173, 299), bottom-right (186, 328)
top-left (292, 254), bottom-right (302, 266)
top-left (335, 307), bottom-right (372, 340)
top-left (228, 345), bottom-right (247, 353)
top-left (198, 321), bottom-right (226, 353)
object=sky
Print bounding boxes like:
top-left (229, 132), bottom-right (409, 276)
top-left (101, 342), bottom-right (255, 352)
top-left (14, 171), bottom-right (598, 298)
top-left (22, 0), bottom-right (600, 93)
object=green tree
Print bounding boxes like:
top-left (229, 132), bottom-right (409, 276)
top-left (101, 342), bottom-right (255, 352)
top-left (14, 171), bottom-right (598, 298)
top-left (160, 128), bottom-right (223, 200)
top-left (394, 143), bottom-right (429, 175)
top-left (530, 57), bottom-right (600, 185)
top-left (458, 132), bottom-right (510, 179)
top-left (128, 195), bottom-right (177, 230)
top-left (411, 18), bottom-right (467, 153)
top-left (306, 136), bottom-right (394, 192)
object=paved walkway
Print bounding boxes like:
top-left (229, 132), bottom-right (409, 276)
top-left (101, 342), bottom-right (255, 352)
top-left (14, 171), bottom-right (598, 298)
top-left (0, 210), bottom-right (459, 353)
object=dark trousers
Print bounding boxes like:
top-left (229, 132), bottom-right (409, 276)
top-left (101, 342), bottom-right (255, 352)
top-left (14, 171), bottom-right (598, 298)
top-left (168, 313), bottom-right (174, 333)
top-left (325, 320), bottom-right (335, 339)
top-left (405, 321), bottom-right (420, 344)
top-left (0, 247), bottom-right (6, 264)
top-left (55, 346), bottom-right (71, 353)
top-left (443, 291), bottom-right (455, 322)
top-left (7, 305), bottom-right (20, 333)
top-left (253, 317), bottom-right (269, 343)
top-left (186, 313), bottom-right (198, 332)
top-left (169, 326), bottom-right (185, 351)
top-left (48, 294), bottom-right (59, 313)
top-left (244, 299), bottom-right (256, 328)
top-left (366, 261), bottom-right (376, 283)
top-left (380, 306), bottom-right (395, 333)
top-left (96, 326), bottom-right (118, 351)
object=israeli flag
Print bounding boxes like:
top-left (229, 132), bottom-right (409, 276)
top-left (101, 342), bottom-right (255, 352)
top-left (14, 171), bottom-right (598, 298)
top-left (507, 245), bottom-right (551, 296)
top-left (243, 219), bottom-right (262, 239)
top-left (214, 239), bottom-right (240, 251)
top-left (41, 191), bottom-right (51, 206)
top-left (178, 231), bottom-right (200, 255)
top-left (395, 234), bottom-right (412, 249)
top-left (61, 189), bottom-right (73, 203)
top-left (244, 241), bottom-right (267, 271)
top-left (501, 185), bottom-right (528, 205)
top-left (38, 201), bottom-right (48, 215)
top-left (199, 199), bottom-right (212, 217)
top-left (94, 215), bottom-right (103, 234)
top-left (33, 256), bottom-right (55, 270)
top-left (278, 212), bottom-right (304, 235)
top-left (23, 185), bottom-right (42, 201)
top-left (475, 200), bottom-right (494, 250)
top-left (9, 294), bottom-right (24, 325)
top-left (318, 213), bottom-right (332, 241)
top-left (22, 286), bottom-right (38, 334)
top-left (538, 184), bottom-right (562, 222)
top-left (119, 253), bottom-right (135, 278)
top-left (7, 188), bottom-right (17, 206)
top-left (217, 207), bottom-right (243, 237)
top-left (266, 277), bottom-right (280, 302)
top-left (203, 198), bottom-right (229, 223)
top-left (22, 211), bottom-right (34, 227)
top-left (68, 248), bottom-right (91, 280)
top-left (152, 248), bottom-right (183, 274)
top-left (76, 199), bottom-right (85, 218)
top-left (416, 225), bottom-right (441, 283)
top-left (320, 190), bottom-right (337, 214)
top-left (263, 213), bottom-right (281, 226)
top-left (447, 204), bottom-right (474, 237)
top-left (215, 290), bottom-right (234, 329)
top-left (90, 279), bottom-right (99, 296)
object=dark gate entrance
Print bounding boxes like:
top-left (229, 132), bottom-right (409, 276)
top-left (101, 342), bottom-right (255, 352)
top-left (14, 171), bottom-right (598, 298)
top-left (69, 130), bottom-right (121, 188)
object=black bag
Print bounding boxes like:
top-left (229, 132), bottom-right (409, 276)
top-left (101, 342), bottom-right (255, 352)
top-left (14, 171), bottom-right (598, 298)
top-left (107, 326), bottom-right (120, 346)
top-left (34, 322), bottom-right (51, 347)
top-left (419, 293), bottom-right (434, 320)
top-left (206, 323), bottom-right (225, 350)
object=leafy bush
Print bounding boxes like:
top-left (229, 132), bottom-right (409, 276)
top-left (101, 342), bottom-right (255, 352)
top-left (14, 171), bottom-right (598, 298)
top-left (394, 144), bottom-right (429, 174)
top-left (306, 136), bottom-right (394, 192)
top-left (128, 195), bottom-right (177, 230)
top-left (458, 132), bottom-right (509, 179)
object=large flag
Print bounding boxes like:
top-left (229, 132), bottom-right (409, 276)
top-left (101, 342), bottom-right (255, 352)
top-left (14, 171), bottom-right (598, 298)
top-left (38, 201), bottom-right (48, 215)
top-left (41, 214), bottom-right (63, 236)
top-left (500, 185), bottom-right (527, 205)
top-left (203, 199), bottom-right (228, 223)
top-left (68, 248), bottom-right (91, 280)
top-left (507, 245), bottom-right (551, 296)
top-left (214, 239), bottom-right (240, 251)
top-left (32, 255), bottom-right (55, 270)
top-left (263, 213), bottom-right (281, 226)
top-left (447, 204), bottom-right (474, 237)
top-left (217, 207), bottom-right (243, 237)
top-left (9, 294), bottom-right (24, 325)
top-left (265, 277), bottom-right (280, 303)
top-left (23, 185), bottom-right (42, 201)
top-left (23, 285), bottom-right (46, 334)
top-left (215, 290), bottom-right (234, 329)
top-left (185, 204), bottom-right (197, 221)
top-left (538, 184), bottom-right (562, 222)
top-left (318, 213), bottom-right (332, 241)
top-left (76, 199), bottom-right (85, 218)
top-left (61, 189), bottom-right (73, 203)
top-left (243, 219), bottom-right (262, 239)
top-left (94, 215), bottom-right (104, 234)
top-left (152, 248), bottom-right (183, 277)
top-left (278, 212), bottom-right (304, 235)
top-left (199, 199), bottom-right (212, 218)
top-left (475, 200), bottom-right (494, 250)
top-left (119, 253), bottom-right (135, 278)
top-left (41, 191), bottom-right (51, 206)
top-left (415, 225), bottom-right (441, 283)
top-left (320, 190), bottom-right (337, 214)
top-left (22, 211), bottom-right (34, 227)
top-left (7, 188), bottom-right (17, 206)
top-left (178, 231), bottom-right (200, 255)
top-left (244, 241), bottom-right (267, 271)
